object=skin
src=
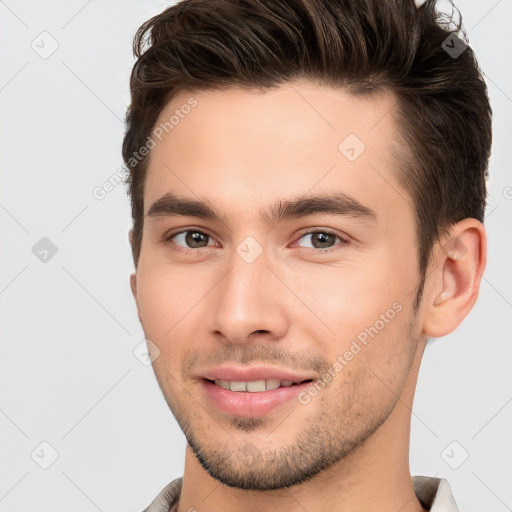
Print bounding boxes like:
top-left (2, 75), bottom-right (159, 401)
top-left (129, 80), bottom-right (486, 512)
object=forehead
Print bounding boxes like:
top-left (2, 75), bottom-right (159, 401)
top-left (143, 80), bottom-right (411, 227)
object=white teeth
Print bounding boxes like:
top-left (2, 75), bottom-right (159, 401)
top-left (265, 378), bottom-right (281, 390)
top-left (213, 378), bottom-right (297, 392)
top-left (230, 381), bottom-right (246, 392)
top-left (246, 380), bottom-right (266, 392)
top-left (216, 380), bottom-right (230, 390)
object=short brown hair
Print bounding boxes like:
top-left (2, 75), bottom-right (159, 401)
top-left (122, 0), bottom-right (492, 300)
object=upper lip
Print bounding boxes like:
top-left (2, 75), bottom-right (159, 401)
top-left (197, 365), bottom-right (315, 384)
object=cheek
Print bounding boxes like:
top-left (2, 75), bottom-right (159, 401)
top-left (282, 252), bottom-right (408, 341)
top-left (136, 263), bottom-right (195, 341)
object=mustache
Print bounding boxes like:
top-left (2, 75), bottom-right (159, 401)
top-left (182, 344), bottom-right (330, 375)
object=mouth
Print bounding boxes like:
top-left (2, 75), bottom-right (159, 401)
top-left (203, 377), bottom-right (314, 392)
top-left (200, 377), bottom-right (315, 418)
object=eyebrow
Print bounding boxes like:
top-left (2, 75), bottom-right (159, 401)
top-left (146, 191), bottom-right (377, 226)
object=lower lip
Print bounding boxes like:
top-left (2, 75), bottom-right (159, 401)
top-left (201, 379), bottom-right (312, 418)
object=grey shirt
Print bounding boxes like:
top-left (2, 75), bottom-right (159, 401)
top-left (142, 475), bottom-right (460, 512)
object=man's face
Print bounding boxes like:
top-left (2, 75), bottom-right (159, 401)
top-left (131, 81), bottom-right (425, 490)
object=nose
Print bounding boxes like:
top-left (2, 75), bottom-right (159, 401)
top-left (207, 246), bottom-right (289, 345)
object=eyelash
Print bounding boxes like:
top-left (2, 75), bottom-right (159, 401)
top-left (162, 227), bottom-right (348, 256)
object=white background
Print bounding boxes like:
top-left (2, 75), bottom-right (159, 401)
top-left (0, 1), bottom-right (511, 511)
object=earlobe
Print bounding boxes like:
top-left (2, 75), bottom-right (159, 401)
top-left (422, 219), bottom-right (487, 338)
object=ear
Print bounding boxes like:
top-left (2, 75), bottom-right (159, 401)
top-left (128, 229), bottom-right (141, 321)
top-left (422, 218), bottom-right (487, 338)
top-left (130, 272), bottom-right (141, 322)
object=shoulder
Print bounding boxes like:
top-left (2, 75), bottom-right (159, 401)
top-left (140, 477), bottom-right (183, 512)
top-left (412, 475), bottom-right (460, 512)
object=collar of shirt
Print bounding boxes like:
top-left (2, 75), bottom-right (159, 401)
top-left (141, 475), bottom-right (460, 512)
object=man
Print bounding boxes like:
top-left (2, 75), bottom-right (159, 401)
top-left (122, 0), bottom-right (492, 510)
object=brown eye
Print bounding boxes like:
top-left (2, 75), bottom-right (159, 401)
top-left (296, 230), bottom-right (344, 250)
top-left (166, 230), bottom-right (216, 250)
top-left (185, 231), bottom-right (209, 248)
